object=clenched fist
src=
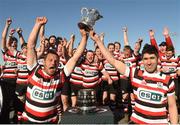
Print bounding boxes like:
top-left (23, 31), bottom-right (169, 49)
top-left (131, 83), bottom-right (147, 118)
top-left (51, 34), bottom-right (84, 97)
top-left (36, 17), bottom-right (48, 25)
top-left (6, 18), bottom-right (12, 26)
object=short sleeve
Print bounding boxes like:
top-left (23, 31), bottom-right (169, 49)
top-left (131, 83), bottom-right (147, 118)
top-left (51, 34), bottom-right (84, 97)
top-left (167, 79), bottom-right (175, 96)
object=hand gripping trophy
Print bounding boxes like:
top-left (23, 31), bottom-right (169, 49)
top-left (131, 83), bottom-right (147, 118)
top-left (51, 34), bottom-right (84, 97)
top-left (78, 7), bottom-right (103, 31)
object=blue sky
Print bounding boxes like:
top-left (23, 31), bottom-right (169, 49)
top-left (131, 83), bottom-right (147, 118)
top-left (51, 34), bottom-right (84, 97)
top-left (0, 0), bottom-right (179, 64)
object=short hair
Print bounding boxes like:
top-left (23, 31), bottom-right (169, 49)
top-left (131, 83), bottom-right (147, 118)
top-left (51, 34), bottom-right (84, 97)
top-left (56, 37), bottom-right (63, 45)
top-left (11, 36), bottom-right (18, 43)
top-left (56, 37), bottom-right (63, 41)
top-left (159, 41), bottom-right (166, 46)
top-left (86, 49), bottom-right (94, 54)
top-left (123, 45), bottom-right (133, 53)
top-left (49, 35), bottom-right (56, 41)
top-left (114, 41), bottom-right (121, 46)
top-left (107, 43), bottom-right (115, 48)
top-left (166, 46), bottom-right (174, 52)
top-left (142, 44), bottom-right (158, 58)
top-left (85, 50), bottom-right (95, 59)
top-left (45, 38), bottom-right (49, 41)
top-left (44, 49), bottom-right (59, 60)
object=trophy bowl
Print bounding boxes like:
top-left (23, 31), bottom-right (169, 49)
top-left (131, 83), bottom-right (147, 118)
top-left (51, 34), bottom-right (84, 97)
top-left (78, 7), bottom-right (103, 31)
top-left (78, 23), bottom-right (91, 32)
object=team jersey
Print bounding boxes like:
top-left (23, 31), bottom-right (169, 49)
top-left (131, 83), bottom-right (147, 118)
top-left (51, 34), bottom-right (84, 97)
top-left (0, 65), bottom-right (3, 77)
top-left (125, 67), bottom-right (175, 124)
top-left (81, 60), bottom-right (104, 88)
top-left (1, 49), bottom-right (18, 79)
top-left (58, 57), bottom-right (68, 81)
top-left (22, 64), bottom-right (65, 123)
top-left (58, 57), bottom-right (67, 70)
top-left (137, 60), bottom-right (144, 71)
top-left (103, 57), bottom-right (119, 81)
top-left (160, 56), bottom-right (179, 79)
top-left (69, 65), bottom-right (83, 86)
top-left (120, 55), bottom-right (137, 79)
top-left (114, 51), bottom-right (123, 60)
top-left (16, 53), bottom-right (28, 84)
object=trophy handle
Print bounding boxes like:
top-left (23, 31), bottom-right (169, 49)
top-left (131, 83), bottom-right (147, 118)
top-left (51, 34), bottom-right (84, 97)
top-left (81, 7), bottom-right (89, 17)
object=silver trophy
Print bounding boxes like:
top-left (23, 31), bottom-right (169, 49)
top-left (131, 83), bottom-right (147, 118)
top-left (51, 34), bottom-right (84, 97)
top-left (78, 7), bottom-right (103, 31)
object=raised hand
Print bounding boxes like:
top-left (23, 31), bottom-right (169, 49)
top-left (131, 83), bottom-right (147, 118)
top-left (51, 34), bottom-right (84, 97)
top-left (70, 34), bottom-right (75, 41)
top-left (99, 32), bottom-right (105, 41)
top-left (16, 27), bottom-right (23, 34)
top-left (36, 17), bottom-right (48, 25)
top-left (79, 29), bottom-right (88, 38)
top-left (149, 29), bottom-right (155, 38)
top-left (122, 26), bottom-right (128, 32)
top-left (61, 38), bottom-right (68, 47)
top-left (137, 37), bottom-right (143, 43)
top-left (163, 27), bottom-right (169, 37)
top-left (9, 28), bottom-right (16, 36)
top-left (6, 18), bottom-right (12, 26)
top-left (100, 32), bottom-right (105, 37)
top-left (89, 30), bottom-right (99, 42)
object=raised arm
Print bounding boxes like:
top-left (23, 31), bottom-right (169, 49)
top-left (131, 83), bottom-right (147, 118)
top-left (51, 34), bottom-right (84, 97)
top-left (1, 18), bottom-right (12, 51)
top-left (149, 29), bottom-right (159, 51)
top-left (134, 37), bottom-right (143, 56)
top-left (94, 32), bottom-right (105, 49)
top-left (16, 27), bottom-right (25, 45)
top-left (99, 32), bottom-right (105, 43)
top-left (27, 17), bottom-right (47, 68)
top-left (67, 34), bottom-right (75, 57)
top-left (6, 28), bottom-right (15, 50)
top-left (163, 27), bottom-right (174, 48)
top-left (39, 24), bottom-right (45, 42)
top-left (37, 37), bottom-right (45, 59)
top-left (90, 30), bottom-right (127, 75)
top-left (65, 29), bottom-right (88, 76)
top-left (122, 27), bottom-right (129, 46)
top-left (61, 38), bottom-right (70, 60)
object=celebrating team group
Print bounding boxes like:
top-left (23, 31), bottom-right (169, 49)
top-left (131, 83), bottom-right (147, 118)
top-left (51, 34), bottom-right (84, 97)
top-left (0, 17), bottom-right (179, 124)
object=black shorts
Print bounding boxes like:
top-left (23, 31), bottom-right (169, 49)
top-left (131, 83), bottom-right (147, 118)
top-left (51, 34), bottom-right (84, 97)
top-left (102, 80), bottom-right (109, 91)
top-left (120, 78), bottom-right (131, 93)
top-left (103, 80), bottom-right (120, 94)
top-left (108, 80), bottom-right (120, 94)
top-left (70, 83), bottom-right (84, 96)
top-left (174, 78), bottom-right (179, 97)
top-left (16, 84), bottom-right (28, 96)
top-left (61, 81), bottom-right (71, 96)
